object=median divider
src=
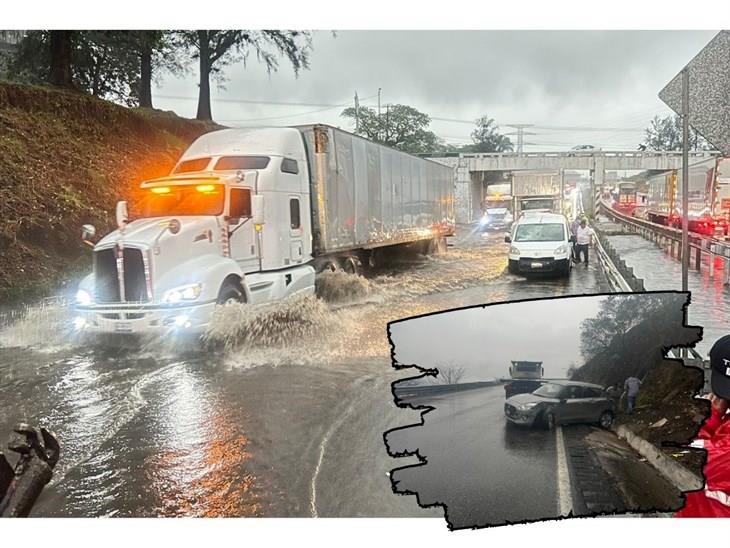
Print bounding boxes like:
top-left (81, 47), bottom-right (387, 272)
top-left (612, 423), bottom-right (703, 493)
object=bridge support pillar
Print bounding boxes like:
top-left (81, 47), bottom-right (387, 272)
top-left (695, 245), bottom-right (702, 271)
top-left (590, 156), bottom-right (605, 219)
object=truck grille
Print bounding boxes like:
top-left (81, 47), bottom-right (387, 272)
top-left (94, 247), bottom-right (149, 303)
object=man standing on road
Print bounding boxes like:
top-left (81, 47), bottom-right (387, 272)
top-left (574, 218), bottom-right (595, 267)
top-left (675, 335), bottom-right (730, 517)
top-left (624, 375), bottom-right (642, 414)
top-left (570, 216), bottom-right (581, 262)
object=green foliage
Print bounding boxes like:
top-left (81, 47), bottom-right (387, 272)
top-left (641, 114), bottom-right (710, 151)
top-left (341, 104), bottom-right (444, 154)
top-left (463, 116), bottom-right (514, 153)
top-left (9, 31), bottom-right (186, 106)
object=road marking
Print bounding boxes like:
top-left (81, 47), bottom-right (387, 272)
top-left (309, 377), bottom-right (371, 517)
top-left (556, 426), bottom-right (574, 517)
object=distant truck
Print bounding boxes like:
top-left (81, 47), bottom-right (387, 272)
top-left (646, 157), bottom-right (730, 236)
top-left (478, 183), bottom-right (514, 231)
top-left (512, 171), bottom-right (563, 217)
top-left (504, 360), bottom-right (545, 398)
top-left (73, 125), bottom-right (455, 335)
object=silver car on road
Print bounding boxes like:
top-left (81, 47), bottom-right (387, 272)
top-left (504, 380), bottom-right (615, 430)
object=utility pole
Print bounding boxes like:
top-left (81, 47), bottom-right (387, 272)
top-left (679, 66), bottom-right (690, 361)
top-left (354, 91), bottom-right (360, 133)
top-left (377, 88), bottom-right (382, 141)
top-left (505, 124), bottom-right (536, 154)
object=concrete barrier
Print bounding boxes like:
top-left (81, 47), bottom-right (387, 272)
top-left (613, 424), bottom-right (703, 493)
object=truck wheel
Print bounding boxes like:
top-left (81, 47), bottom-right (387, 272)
top-left (316, 258), bottom-right (340, 273)
top-left (217, 279), bottom-right (244, 305)
top-left (342, 255), bottom-right (360, 276)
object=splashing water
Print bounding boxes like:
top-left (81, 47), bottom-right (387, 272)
top-left (202, 294), bottom-right (335, 352)
top-left (315, 271), bottom-right (373, 304)
top-left (0, 302), bottom-right (78, 351)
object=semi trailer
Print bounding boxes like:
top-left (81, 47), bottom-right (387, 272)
top-left (646, 157), bottom-right (730, 236)
top-left (73, 125), bottom-right (455, 335)
top-left (511, 171), bottom-right (563, 217)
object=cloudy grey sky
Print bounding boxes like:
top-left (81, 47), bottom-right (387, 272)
top-left (154, 30), bottom-right (718, 151)
top-left (389, 296), bottom-right (606, 382)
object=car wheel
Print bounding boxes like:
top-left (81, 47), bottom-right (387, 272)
top-left (508, 260), bottom-right (519, 274)
top-left (544, 412), bottom-right (556, 431)
top-left (599, 410), bottom-right (614, 429)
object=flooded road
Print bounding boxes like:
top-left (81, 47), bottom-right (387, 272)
top-left (604, 233), bottom-right (730, 355)
top-left (0, 228), bottom-right (608, 517)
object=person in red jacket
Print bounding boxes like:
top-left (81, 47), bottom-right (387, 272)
top-left (675, 335), bottom-right (730, 517)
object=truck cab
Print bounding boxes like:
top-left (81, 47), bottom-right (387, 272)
top-left (74, 128), bottom-right (316, 335)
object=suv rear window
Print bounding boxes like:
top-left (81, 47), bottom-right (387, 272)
top-left (174, 157), bottom-right (211, 173)
top-left (214, 156), bottom-right (271, 170)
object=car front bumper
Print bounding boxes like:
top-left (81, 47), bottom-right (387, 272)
top-left (504, 403), bottom-right (539, 426)
top-left (73, 300), bottom-right (218, 335)
top-left (509, 256), bottom-right (569, 273)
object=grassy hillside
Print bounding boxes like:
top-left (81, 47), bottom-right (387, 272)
top-left (0, 82), bottom-right (219, 304)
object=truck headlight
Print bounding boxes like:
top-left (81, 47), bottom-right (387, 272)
top-left (509, 246), bottom-right (521, 255)
top-left (554, 244), bottom-right (567, 255)
top-left (75, 289), bottom-right (92, 306)
top-left (517, 402), bottom-right (538, 411)
top-left (163, 283), bottom-right (203, 304)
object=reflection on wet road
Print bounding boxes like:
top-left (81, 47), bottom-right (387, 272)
top-left (0, 230), bottom-right (609, 517)
top-left (605, 234), bottom-right (730, 354)
top-left (387, 386), bottom-right (559, 527)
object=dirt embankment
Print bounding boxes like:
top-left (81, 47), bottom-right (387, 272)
top-left (0, 82), bottom-right (219, 304)
top-left (572, 297), bottom-right (707, 445)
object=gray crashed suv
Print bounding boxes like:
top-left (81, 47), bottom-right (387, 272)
top-left (504, 380), bottom-right (615, 430)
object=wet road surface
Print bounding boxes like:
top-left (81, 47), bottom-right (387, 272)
top-left (603, 232), bottom-right (730, 355)
top-left (386, 385), bottom-right (683, 529)
top-left (0, 228), bottom-right (609, 517)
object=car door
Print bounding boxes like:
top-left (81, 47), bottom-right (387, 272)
top-left (558, 386), bottom-right (585, 424)
top-left (582, 387), bottom-right (609, 422)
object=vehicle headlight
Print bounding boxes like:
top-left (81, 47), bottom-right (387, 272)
top-left (479, 215), bottom-right (489, 226)
top-left (554, 244), bottom-right (567, 255)
top-left (517, 402), bottom-right (538, 411)
top-left (162, 283), bottom-right (203, 304)
top-left (75, 289), bottom-right (92, 306)
top-left (509, 246), bottom-right (521, 255)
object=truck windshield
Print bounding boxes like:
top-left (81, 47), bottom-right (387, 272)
top-left (140, 184), bottom-right (225, 217)
top-left (514, 223), bottom-right (565, 242)
top-left (533, 383), bottom-right (565, 399)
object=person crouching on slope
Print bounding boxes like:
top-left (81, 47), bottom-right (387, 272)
top-left (675, 335), bottom-right (730, 517)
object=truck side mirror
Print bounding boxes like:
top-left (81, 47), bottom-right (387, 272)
top-left (116, 201), bottom-right (129, 230)
top-left (252, 195), bottom-right (265, 225)
top-left (81, 224), bottom-right (96, 240)
top-left (504, 234), bottom-right (511, 243)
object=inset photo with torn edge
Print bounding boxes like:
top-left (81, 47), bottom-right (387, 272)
top-left (384, 292), bottom-right (711, 529)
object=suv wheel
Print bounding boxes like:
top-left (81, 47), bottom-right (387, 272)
top-left (599, 410), bottom-right (614, 429)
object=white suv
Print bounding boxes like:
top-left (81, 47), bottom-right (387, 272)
top-left (504, 213), bottom-right (573, 277)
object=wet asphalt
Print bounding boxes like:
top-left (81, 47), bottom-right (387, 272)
top-left (0, 228), bottom-right (631, 518)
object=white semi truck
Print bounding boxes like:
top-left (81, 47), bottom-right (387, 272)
top-left (73, 125), bottom-right (455, 335)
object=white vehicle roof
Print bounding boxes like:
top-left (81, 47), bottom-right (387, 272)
top-left (179, 128), bottom-right (307, 163)
top-left (515, 213), bottom-right (567, 225)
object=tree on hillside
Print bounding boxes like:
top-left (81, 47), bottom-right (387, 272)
top-left (177, 30), bottom-right (312, 121)
top-left (463, 116), bottom-right (513, 153)
top-left (119, 31), bottom-right (187, 109)
top-left (641, 115), bottom-right (710, 151)
top-left (11, 31), bottom-right (186, 107)
top-left (341, 103), bottom-right (443, 154)
top-left (579, 294), bottom-right (678, 361)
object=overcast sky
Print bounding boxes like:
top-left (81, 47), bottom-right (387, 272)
top-left (154, 30), bottom-right (718, 151)
top-left (389, 296), bottom-right (606, 382)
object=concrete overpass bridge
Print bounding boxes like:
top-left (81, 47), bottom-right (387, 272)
top-left (428, 150), bottom-right (718, 223)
